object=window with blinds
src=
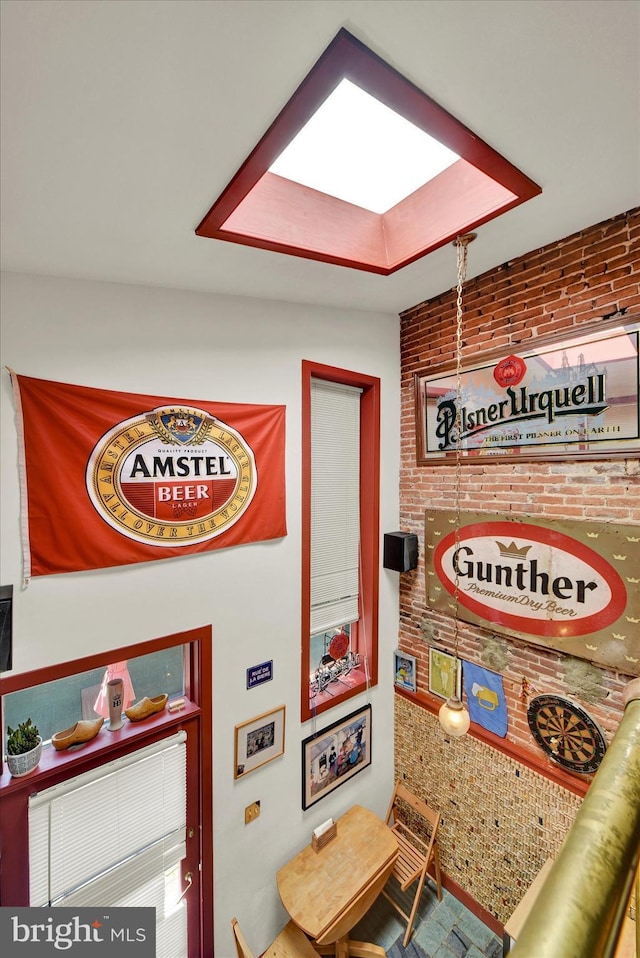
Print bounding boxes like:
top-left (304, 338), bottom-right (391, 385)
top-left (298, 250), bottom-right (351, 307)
top-left (302, 361), bottom-right (381, 721)
top-left (29, 733), bottom-right (187, 958)
top-left (310, 378), bottom-right (362, 636)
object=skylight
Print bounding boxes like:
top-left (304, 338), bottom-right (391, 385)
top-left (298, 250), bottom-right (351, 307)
top-left (196, 29), bottom-right (541, 274)
top-left (269, 78), bottom-right (459, 214)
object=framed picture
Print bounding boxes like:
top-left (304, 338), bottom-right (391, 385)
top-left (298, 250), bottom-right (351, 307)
top-left (428, 648), bottom-right (461, 700)
top-left (394, 650), bottom-right (417, 692)
top-left (234, 705), bottom-right (285, 779)
top-left (414, 317), bottom-right (639, 463)
top-left (301, 703), bottom-right (372, 810)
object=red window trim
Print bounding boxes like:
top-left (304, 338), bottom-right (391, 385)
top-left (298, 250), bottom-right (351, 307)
top-left (301, 361), bottom-right (380, 722)
top-left (0, 625), bottom-right (213, 958)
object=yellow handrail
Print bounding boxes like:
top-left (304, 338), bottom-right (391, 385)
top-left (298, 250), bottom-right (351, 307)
top-left (511, 679), bottom-right (640, 958)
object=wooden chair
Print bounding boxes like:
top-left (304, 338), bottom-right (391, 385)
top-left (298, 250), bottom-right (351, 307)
top-left (381, 781), bottom-right (443, 947)
top-left (231, 916), bottom-right (318, 958)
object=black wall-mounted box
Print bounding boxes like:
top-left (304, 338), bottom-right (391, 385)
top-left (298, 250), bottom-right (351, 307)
top-left (0, 584), bottom-right (13, 673)
top-left (383, 532), bottom-right (418, 572)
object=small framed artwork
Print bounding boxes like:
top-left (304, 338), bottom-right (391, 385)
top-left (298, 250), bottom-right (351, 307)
top-left (234, 704), bottom-right (285, 779)
top-left (428, 647), bottom-right (461, 700)
top-left (301, 703), bottom-right (372, 810)
top-left (394, 650), bottom-right (417, 692)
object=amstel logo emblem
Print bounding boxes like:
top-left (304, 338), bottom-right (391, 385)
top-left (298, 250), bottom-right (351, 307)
top-left (87, 406), bottom-right (257, 546)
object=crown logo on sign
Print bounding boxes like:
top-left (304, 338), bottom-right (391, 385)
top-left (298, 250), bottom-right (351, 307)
top-left (146, 406), bottom-right (215, 446)
top-left (495, 541), bottom-right (532, 559)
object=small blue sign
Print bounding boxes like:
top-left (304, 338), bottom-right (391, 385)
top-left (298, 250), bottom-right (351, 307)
top-left (247, 660), bottom-right (273, 689)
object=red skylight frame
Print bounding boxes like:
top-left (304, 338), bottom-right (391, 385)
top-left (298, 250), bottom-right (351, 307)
top-left (195, 29), bottom-right (542, 274)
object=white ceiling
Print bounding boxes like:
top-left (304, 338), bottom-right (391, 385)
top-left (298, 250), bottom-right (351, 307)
top-left (1, 0), bottom-right (638, 315)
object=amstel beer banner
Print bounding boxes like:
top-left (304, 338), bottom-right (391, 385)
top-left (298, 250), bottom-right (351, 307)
top-left (10, 373), bottom-right (287, 577)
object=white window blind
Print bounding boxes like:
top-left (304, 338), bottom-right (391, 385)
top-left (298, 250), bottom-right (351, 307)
top-left (311, 378), bottom-right (361, 635)
top-left (29, 733), bottom-right (187, 958)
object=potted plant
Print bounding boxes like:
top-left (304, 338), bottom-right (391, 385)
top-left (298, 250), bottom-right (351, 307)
top-left (6, 718), bottom-right (42, 777)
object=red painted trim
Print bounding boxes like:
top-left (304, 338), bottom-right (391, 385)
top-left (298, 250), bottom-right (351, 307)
top-left (395, 686), bottom-right (589, 798)
top-left (205, 169), bottom-right (528, 275)
top-left (301, 362), bottom-right (313, 721)
top-left (196, 628), bottom-right (214, 958)
top-left (0, 626), bottom-right (214, 958)
top-left (221, 173), bottom-right (386, 267)
top-left (360, 374), bottom-right (381, 689)
top-left (301, 361), bottom-right (381, 722)
top-left (202, 225), bottom-right (392, 275)
top-left (0, 701), bottom-right (200, 793)
top-left (307, 665), bottom-right (369, 711)
top-left (0, 788), bottom-right (29, 904)
top-left (0, 625), bottom-right (206, 696)
top-left (382, 160), bottom-right (516, 268)
top-left (196, 28), bottom-right (541, 273)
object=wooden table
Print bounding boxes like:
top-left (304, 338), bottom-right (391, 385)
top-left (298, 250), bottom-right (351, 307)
top-left (276, 805), bottom-right (398, 958)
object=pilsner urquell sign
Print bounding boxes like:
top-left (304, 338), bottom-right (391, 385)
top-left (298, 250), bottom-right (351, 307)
top-left (415, 319), bottom-right (639, 463)
top-left (425, 510), bottom-right (639, 675)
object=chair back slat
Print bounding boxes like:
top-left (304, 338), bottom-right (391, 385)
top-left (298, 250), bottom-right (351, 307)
top-left (232, 917), bottom-right (318, 958)
top-left (382, 780), bottom-right (443, 946)
top-left (388, 780), bottom-right (440, 831)
top-left (231, 918), bottom-right (254, 958)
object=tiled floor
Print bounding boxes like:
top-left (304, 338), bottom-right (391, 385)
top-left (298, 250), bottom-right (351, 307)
top-left (351, 878), bottom-right (503, 958)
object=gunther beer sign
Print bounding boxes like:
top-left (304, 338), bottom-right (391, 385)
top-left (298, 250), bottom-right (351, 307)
top-left (414, 319), bottom-right (639, 463)
top-left (425, 510), bottom-right (640, 675)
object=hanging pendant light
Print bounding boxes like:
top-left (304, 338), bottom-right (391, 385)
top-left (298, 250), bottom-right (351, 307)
top-left (438, 233), bottom-right (475, 739)
top-left (439, 694), bottom-right (471, 737)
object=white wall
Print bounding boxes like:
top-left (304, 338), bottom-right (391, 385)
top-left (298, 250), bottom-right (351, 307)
top-left (0, 270), bottom-right (401, 956)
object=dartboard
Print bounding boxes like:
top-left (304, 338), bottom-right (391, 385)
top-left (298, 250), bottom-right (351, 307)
top-left (527, 694), bottom-right (607, 774)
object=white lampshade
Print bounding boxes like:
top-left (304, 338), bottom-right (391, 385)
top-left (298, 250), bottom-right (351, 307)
top-left (438, 695), bottom-right (471, 737)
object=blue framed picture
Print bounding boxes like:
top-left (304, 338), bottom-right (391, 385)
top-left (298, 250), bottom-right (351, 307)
top-left (394, 650), bottom-right (417, 693)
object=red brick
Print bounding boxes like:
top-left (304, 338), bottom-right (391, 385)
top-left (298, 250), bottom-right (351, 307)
top-left (398, 207), bottom-right (639, 769)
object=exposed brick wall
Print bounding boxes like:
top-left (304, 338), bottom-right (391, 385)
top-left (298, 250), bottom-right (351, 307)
top-left (395, 208), bottom-right (640, 918)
